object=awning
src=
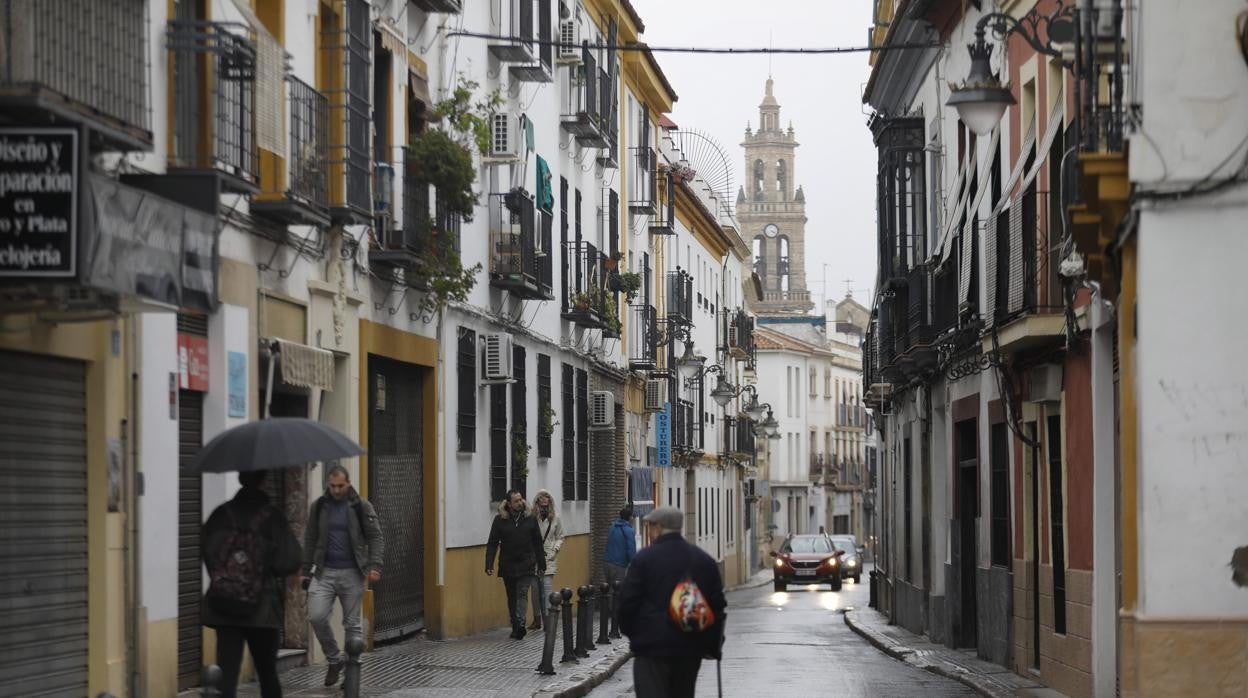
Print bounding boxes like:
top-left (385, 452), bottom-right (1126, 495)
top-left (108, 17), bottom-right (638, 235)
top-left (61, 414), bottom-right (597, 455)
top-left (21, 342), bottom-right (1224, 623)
top-left (376, 21), bottom-right (408, 59)
top-left (271, 338), bottom-right (335, 392)
top-left (629, 467), bottom-right (656, 518)
top-left (408, 64), bottom-right (440, 124)
top-left (937, 126), bottom-right (1000, 264)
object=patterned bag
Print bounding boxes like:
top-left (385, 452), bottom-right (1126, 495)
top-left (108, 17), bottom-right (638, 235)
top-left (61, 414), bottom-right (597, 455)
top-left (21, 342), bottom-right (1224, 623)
top-left (668, 552), bottom-right (716, 632)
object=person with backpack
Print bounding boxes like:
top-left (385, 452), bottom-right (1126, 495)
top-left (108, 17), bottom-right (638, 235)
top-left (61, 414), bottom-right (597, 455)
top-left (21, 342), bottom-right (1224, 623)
top-left (604, 505), bottom-right (637, 589)
top-left (616, 506), bottom-right (726, 698)
top-left (528, 489), bottom-right (564, 631)
top-left (485, 489), bottom-right (547, 639)
top-left (201, 470), bottom-right (302, 698)
top-left (301, 464), bottom-right (385, 687)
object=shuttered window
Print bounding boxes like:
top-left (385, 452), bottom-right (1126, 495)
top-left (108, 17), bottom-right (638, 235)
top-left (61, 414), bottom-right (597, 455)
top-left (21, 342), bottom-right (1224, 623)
top-left (561, 363), bottom-right (575, 499)
top-left (537, 354), bottom-right (552, 458)
top-left (457, 328), bottom-right (476, 452)
top-left (511, 345), bottom-right (527, 493)
top-left (490, 382), bottom-right (508, 502)
top-left (575, 368), bottom-right (589, 501)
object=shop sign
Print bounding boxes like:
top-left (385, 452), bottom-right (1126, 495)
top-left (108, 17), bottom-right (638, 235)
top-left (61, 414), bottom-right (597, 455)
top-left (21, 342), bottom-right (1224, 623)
top-left (177, 332), bottom-right (210, 392)
top-left (0, 128), bottom-right (78, 277)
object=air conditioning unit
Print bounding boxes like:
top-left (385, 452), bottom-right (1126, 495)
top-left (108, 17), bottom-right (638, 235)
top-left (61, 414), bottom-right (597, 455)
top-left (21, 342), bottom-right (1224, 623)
top-left (557, 19), bottom-right (581, 62)
top-left (643, 379), bottom-right (666, 412)
top-left (590, 390), bottom-right (615, 428)
top-left (487, 113), bottom-right (520, 161)
top-left (727, 324), bottom-right (739, 348)
top-left (482, 333), bottom-right (514, 382)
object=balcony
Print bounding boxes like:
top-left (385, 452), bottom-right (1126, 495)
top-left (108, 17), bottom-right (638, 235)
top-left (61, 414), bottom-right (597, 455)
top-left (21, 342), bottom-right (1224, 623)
top-left (167, 21), bottom-right (259, 194)
top-left (508, 0), bottom-right (553, 83)
top-left (253, 77), bottom-right (331, 226)
top-left (986, 190), bottom-right (1066, 356)
top-left (562, 240), bottom-right (611, 330)
top-left (810, 453), bottom-right (829, 482)
top-left (560, 45), bottom-right (610, 148)
top-left (371, 165), bottom-right (460, 275)
top-left (628, 304), bottom-right (659, 370)
top-left (723, 417), bottom-right (755, 459)
top-left (666, 270), bottom-right (693, 326)
top-left (489, 0), bottom-right (539, 63)
top-left (725, 308), bottom-right (755, 360)
top-left (0, 0), bottom-right (150, 150)
top-left (320, 0), bottom-right (372, 223)
top-left (489, 190), bottom-right (553, 301)
top-left (410, 0), bottom-right (462, 13)
top-left (761, 290), bottom-right (811, 304)
top-left (629, 147), bottom-right (658, 214)
top-left (648, 171), bottom-right (676, 235)
top-left (672, 398), bottom-right (701, 455)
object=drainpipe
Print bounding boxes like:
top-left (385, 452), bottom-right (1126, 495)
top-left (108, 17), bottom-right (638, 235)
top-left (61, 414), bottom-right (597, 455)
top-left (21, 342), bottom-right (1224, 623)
top-left (125, 314), bottom-right (143, 697)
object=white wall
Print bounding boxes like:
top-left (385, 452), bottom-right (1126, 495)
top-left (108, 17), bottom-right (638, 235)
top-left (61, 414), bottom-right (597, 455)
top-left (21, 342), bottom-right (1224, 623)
top-left (139, 313), bottom-right (180, 620)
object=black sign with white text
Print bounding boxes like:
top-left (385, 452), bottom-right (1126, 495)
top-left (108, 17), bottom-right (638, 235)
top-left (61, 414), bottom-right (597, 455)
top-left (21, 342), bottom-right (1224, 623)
top-left (0, 128), bottom-right (78, 277)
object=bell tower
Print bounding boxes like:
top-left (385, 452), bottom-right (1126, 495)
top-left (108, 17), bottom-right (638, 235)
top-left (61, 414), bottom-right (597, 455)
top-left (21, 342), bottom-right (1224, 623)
top-left (739, 78), bottom-right (813, 315)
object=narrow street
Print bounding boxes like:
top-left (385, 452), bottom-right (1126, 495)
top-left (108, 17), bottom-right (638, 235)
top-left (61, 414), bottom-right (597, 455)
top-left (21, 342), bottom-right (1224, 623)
top-left (590, 568), bottom-right (977, 697)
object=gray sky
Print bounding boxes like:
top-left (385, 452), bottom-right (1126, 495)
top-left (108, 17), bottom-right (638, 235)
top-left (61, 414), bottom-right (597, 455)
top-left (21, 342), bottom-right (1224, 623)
top-left (629, 0), bottom-right (879, 311)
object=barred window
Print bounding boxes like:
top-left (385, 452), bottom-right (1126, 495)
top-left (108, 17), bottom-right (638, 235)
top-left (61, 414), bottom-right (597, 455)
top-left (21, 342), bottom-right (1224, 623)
top-left (490, 382), bottom-right (508, 502)
top-left (456, 328), bottom-right (476, 452)
top-left (537, 354), bottom-right (552, 459)
top-left (511, 344), bottom-right (527, 494)
top-left (562, 363), bottom-right (575, 499)
top-left (575, 368), bottom-right (589, 501)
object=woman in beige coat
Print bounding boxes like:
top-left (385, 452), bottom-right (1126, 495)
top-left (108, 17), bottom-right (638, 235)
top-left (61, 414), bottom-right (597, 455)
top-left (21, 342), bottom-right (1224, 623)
top-left (529, 488), bottom-right (565, 629)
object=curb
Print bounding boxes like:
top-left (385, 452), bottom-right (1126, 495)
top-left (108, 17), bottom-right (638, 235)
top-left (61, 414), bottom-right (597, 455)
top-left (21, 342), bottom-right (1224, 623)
top-left (532, 645), bottom-right (633, 698)
top-left (843, 611), bottom-right (1008, 698)
top-left (729, 573), bottom-right (773, 592)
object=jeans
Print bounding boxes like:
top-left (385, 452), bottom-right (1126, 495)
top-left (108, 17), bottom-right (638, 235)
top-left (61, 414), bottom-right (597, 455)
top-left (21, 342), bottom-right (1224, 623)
top-left (531, 574), bottom-right (555, 619)
top-left (216, 626), bottom-right (282, 698)
top-left (632, 655), bottom-right (703, 698)
top-left (502, 574), bottom-right (536, 630)
top-left (605, 562), bottom-right (627, 589)
top-left (308, 567), bottom-right (365, 665)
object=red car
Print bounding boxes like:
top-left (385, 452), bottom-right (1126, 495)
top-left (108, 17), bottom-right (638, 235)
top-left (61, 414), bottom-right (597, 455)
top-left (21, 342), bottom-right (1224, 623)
top-left (770, 534), bottom-right (845, 591)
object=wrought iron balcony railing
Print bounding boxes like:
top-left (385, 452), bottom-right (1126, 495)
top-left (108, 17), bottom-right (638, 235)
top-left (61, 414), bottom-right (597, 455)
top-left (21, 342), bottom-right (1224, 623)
top-left (987, 190), bottom-right (1064, 325)
top-left (0, 0), bottom-right (151, 148)
top-left (666, 270), bottom-right (693, 326)
top-left (167, 20), bottom-right (259, 192)
top-left (560, 44), bottom-right (608, 147)
top-left (649, 170), bottom-right (676, 235)
top-left (629, 147), bottom-right (658, 214)
top-left (628, 304), bottom-right (659, 370)
top-left (506, 0), bottom-right (553, 83)
top-left (562, 240), bottom-right (610, 329)
top-left (489, 190), bottom-right (553, 301)
top-left (371, 160), bottom-right (461, 273)
top-left (254, 76), bottom-right (330, 224)
top-left (724, 308), bottom-right (755, 360)
top-left (411, 0), bottom-right (462, 12)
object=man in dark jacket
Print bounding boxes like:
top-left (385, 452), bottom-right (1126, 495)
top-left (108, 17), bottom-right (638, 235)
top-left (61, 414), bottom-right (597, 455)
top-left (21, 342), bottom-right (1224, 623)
top-left (201, 470), bottom-right (302, 698)
top-left (301, 464), bottom-right (385, 686)
top-left (603, 506), bottom-right (636, 588)
top-left (485, 489), bottom-right (547, 638)
top-left (616, 506), bottom-right (726, 698)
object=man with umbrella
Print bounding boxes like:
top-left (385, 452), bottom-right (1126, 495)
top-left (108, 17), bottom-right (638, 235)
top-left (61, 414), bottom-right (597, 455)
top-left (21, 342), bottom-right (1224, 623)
top-left (190, 417), bottom-right (369, 695)
top-left (302, 464), bottom-right (385, 686)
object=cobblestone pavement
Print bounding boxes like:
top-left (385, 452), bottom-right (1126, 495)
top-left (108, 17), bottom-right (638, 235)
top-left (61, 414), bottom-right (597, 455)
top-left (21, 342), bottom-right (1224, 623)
top-left (235, 622), bottom-right (629, 698)
top-left (590, 566), bottom-right (979, 698)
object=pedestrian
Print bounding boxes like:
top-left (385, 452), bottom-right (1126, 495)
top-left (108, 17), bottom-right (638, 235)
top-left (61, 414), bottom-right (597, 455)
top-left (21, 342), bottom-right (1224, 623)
top-left (201, 470), bottom-right (302, 698)
top-left (485, 489), bottom-right (547, 639)
top-left (616, 506), bottom-right (726, 698)
top-left (301, 464), bottom-right (385, 687)
top-left (529, 488), bottom-right (564, 631)
top-left (604, 505), bottom-right (636, 588)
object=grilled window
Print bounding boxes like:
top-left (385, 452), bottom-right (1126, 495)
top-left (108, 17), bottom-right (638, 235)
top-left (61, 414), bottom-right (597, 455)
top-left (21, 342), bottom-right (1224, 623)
top-left (562, 363), bottom-right (575, 499)
top-left (991, 422), bottom-right (1011, 567)
top-left (537, 354), bottom-right (552, 459)
top-left (490, 381), bottom-right (508, 502)
top-left (560, 177), bottom-right (569, 307)
top-left (1048, 414), bottom-right (1067, 634)
top-left (456, 327), bottom-right (476, 452)
top-left (511, 345), bottom-right (527, 493)
top-left (575, 368), bottom-right (589, 501)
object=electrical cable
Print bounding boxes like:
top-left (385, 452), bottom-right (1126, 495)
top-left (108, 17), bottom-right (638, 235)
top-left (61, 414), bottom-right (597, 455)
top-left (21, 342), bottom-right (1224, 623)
top-left (444, 31), bottom-right (942, 56)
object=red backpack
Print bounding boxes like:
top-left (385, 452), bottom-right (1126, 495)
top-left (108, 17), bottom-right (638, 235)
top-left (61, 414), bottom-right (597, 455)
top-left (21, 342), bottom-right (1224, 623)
top-left (205, 506), bottom-right (271, 619)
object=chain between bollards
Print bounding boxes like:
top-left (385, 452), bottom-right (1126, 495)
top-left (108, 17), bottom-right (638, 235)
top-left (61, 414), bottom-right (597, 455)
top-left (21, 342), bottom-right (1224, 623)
top-left (343, 636), bottom-right (364, 698)
top-left (536, 591), bottom-right (561, 675)
top-left (609, 579), bottom-right (622, 639)
top-left (560, 587), bottom-right (578, 663)
top-left (596, 581), bottom-right (611, 645)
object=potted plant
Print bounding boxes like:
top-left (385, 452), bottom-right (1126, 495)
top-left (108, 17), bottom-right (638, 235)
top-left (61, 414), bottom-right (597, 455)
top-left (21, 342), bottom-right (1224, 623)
top-left (512, 435), bottom-right (530, 481)
top-left (539, 404), bottom-right (557, 440)
top-left (616, 271), bottom-right (642, 305)
top-left (603, 250), bottom-right (622, 272)
top-left (571, 291), bottom-right (592, 312)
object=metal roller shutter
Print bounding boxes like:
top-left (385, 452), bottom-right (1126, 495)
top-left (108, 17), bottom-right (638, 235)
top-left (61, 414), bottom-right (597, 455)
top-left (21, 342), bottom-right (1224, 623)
top-left (178, 390), bottom-right (204, 689)
top-left (0, 350), bottom-right (88, 696)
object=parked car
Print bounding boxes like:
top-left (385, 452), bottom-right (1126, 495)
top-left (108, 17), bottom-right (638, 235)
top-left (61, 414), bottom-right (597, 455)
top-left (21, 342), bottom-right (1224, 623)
top-left (831, 535), bottom-right (863, 584)
top-left (770, 534), bottom-right (844, 591)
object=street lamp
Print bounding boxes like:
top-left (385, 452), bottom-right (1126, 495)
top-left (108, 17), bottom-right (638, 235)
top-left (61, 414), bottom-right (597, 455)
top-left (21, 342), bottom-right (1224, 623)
top-left (710, 375), bottom-right (737, 408)
top-left (946, 2), bottom-right (1075, 136)
top-left (763, 409), bottom-right (780, 438)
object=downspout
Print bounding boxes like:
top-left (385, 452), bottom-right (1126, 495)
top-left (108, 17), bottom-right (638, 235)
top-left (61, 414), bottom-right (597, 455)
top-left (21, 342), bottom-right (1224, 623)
top-left (125, 315), bottom-right (142, 697)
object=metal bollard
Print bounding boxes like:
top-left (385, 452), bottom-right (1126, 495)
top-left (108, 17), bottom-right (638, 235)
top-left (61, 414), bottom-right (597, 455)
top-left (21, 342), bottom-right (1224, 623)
top-left (574, 585), bottom-right (591, 657)
top-left (597, 581), bottom-right (611, 645)
top-left (201, 664), bottom-right (223, 698)
top-left (343, 636), bottom-right (364, 698)
top-left (583, 584), bottom-right (598, 650)
top-left (560, 587), bottom-right (578, 663)
top-left (537, 591), bottom-right (562, 675)
top-left (609, 580), bottom-right (622, 639)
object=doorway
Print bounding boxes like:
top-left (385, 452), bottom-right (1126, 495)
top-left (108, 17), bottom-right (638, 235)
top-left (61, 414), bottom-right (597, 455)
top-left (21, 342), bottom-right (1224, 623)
top-left (955, 418), bottom-right (979, 648)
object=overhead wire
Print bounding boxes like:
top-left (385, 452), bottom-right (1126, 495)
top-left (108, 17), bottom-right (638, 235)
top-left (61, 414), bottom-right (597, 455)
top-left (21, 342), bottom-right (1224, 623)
top-left (443, 31), bottom-right (943, 56)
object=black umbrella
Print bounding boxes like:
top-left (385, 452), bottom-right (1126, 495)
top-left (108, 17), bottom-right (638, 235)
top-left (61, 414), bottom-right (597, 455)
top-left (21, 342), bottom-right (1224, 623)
top-left (187, 417), bottom-right (365, 473)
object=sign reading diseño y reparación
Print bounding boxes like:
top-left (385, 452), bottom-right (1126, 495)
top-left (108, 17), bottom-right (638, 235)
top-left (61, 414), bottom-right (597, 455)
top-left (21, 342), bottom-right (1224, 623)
top-left (0, 128), bottom-right (78, 277)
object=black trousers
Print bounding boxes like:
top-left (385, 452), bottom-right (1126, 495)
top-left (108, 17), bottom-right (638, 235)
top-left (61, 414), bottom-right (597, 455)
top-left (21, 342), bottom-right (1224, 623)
top-left (216, 626), bottom-right (282, 698)
top-left (633, 655), bottom-right (703, 698)
top-left (502, 574), bottom-right (535, 630)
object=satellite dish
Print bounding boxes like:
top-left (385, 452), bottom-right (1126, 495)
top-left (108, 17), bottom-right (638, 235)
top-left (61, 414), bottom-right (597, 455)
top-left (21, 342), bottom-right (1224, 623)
top-left (671, 128), bottom-right (736, 219)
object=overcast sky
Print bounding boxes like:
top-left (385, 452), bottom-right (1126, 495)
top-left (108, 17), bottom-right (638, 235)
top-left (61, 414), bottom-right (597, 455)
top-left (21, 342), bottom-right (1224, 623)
top-left (629, 0), bottom-right (879, 312)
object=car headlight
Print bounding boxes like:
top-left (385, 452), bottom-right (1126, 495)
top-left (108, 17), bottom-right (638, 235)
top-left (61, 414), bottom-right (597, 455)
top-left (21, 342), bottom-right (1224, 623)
top-left (774, 558), bottom-right (784, 568)
top-left (846, 559), bottom-right (857, 567)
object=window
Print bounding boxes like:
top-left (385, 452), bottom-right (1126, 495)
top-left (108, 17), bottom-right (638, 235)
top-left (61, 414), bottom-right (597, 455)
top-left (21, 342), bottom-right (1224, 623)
top-left (537, 354), bottom-right (552, 458)
top-left (1048, 414), bottom-right (1067, 634)
top-left (511, 345), bottom-right (527, 493)
top-left (904, 436), bottom-right (913, 582)
top-left (560, 177), bottom-right (569, 306)
top-left (456, 328), bottom-right (476, 452)
top-left (562, 363), bottom-right (575, 499)
top-left (825, 369), bottom-right (832, 398)
top-left (576, 368), bottom-right (589, 501)
top-left (990, 422), bottom-right (1010, 567)
top-left (490, 381), bottom-right (507, 502)
top-left (809, 368), bottom-right (817, 396)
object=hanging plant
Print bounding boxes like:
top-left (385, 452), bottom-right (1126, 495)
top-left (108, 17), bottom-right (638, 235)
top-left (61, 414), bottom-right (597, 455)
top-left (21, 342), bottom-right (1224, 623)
top-left (615, 271), bottom-right (642, 305)
top-left (539, 405), bottom-right (558, 440)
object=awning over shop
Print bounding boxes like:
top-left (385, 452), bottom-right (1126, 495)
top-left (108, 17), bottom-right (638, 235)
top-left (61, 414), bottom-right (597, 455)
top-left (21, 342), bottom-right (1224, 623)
top-left (270, 338), bottom-right (335, 392)
top-left (629, 467), bottom-right (656, 518)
